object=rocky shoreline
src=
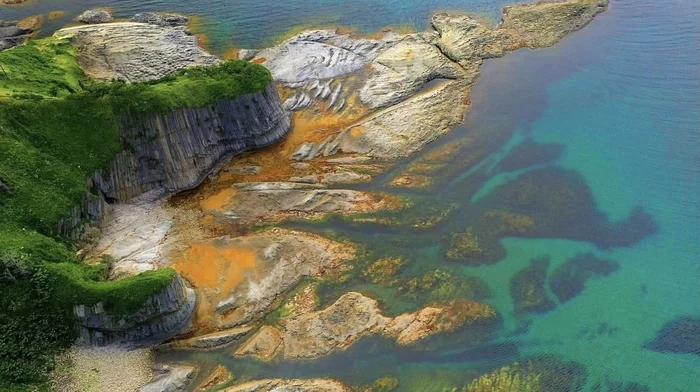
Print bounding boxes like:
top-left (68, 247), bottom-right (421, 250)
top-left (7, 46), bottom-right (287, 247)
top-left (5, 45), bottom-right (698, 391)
top-left (36, 0), bottom-right (609, 390)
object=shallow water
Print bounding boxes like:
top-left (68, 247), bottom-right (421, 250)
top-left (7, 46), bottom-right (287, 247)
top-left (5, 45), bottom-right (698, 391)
top-left (7, 0), bottom-right (699, 390)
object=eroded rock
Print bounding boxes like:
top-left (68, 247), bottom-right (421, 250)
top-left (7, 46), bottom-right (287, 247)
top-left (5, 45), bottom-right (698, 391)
top-left (140, 364), bottom-right (197, 392)
top-left (0, 20), bottom-right (32, 51)
top-left (236, 292), bottom-right (498, 360)
top-left (224, 378), bottom-right (350, 392)
top-left (132, 12), bottom-right (188, 27)
top-left (55, 22), bottom-right (218, 82)
top-left (77, 9), bottom-right (113, 24)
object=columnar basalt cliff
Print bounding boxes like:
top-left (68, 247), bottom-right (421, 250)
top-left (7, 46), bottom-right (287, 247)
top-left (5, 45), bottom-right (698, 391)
top-left (99, 83), bottom-right (291, 201)
top-left (74, 275), bottom-right (196, 346)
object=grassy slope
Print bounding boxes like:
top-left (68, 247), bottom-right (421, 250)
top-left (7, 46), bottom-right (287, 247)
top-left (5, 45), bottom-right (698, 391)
top-left (0, 36), bottom-right (271, 387)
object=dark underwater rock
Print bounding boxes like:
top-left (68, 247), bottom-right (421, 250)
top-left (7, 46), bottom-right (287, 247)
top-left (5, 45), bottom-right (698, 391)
top-left (447, 167), bottom-right (658, 266)
top-left (465, 356), bottom-right (587, 392)
top-left (494, 139), bottom-right (565, 174)
top-left (549, 252), bottom-right (619, 303)
top-left (510, 256), bottom-right (556, 314)
top-left (592, 380), bottom-right (651, 392)
top-left (646, 317), bottom-right (700, 356)
top-left (74, 275), bottom-right (195, 346)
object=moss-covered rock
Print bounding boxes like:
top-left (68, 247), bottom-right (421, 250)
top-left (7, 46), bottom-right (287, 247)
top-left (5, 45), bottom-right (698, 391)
top-left (402, 269), bottom-right (490, 303)
top-left (465, 356), bottom-right (587, 392)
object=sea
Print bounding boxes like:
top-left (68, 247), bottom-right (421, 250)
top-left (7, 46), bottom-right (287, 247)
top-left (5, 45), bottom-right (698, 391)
top-left (2, 0), bottom-right (698, 390)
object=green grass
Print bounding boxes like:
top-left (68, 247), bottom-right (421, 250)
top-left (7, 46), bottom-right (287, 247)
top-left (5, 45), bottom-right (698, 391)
top-left (0, 36), bottom-right (272, 387)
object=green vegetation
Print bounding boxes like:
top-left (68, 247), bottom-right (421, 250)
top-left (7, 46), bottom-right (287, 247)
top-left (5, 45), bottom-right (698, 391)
top-left (0, 36), bottom-right (272, 388)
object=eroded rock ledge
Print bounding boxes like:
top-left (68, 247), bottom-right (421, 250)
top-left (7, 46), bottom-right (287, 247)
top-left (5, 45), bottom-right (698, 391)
top-left (235, 292), bottom-right (499, 360)
top-left (74, 275), bottom-right (195, 346)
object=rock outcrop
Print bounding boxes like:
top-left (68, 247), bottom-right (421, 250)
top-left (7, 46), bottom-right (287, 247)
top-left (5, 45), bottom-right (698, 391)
top-left (98, 83), bottom-right (291, 201)
top-left (74, 275), bottom-right (196, 346)
top-left (131, 12), bottom-right (188, 27)
top-left (139, 364), bottom-right (198, 392)
top-left (224, 379), bottom-right (350, 392)
top-left (500, 0), bottom-right (608, 48)
top-left (243, 0), bottom-right (608, 161)
top-left (236, 292), bottom-right (499, 360)
top-left (173, 230), bottom-right (355, 331)
top-left (0, 20), bottom-right (32, 51)
top-left (77, 9), bottom-right (113, 24)
top-left (55, 22), bottom-right (219, 82)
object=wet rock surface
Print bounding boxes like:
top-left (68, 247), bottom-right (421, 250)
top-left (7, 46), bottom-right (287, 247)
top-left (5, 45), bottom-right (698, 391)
top-left (139, 364), bottom-right (197, 392)
top-left (236, 292), bottom-right (498, 360)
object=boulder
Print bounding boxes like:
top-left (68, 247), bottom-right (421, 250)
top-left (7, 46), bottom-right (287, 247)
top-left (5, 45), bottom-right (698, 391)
top-left (139, 364), bottom-right (197, 392)
top-left (77, 9), bottom-right (113, 24)
top-left (131, 12), bottom-right (188, 27)
top-left (0, 20), bottom-right (31, 51)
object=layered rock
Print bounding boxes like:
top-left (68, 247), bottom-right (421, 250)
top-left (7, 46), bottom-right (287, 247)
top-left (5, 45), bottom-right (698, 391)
top-left (236, 292), bottom-right (498, 360)
top-left (224, 379), bottom-right (350, 392)
top-left (55, 22), bottom-right (219, 82)
top-left (74, 275), bottom-right (196, 346)
top-left (0, 20), bottom-right (32, 51)
top-left (77, 9), bottom-right (113, 24)
top-left (500, 0), bottom-right (608, 48)
top-left (139, 364), bottom-right (198, 392)
top-left (131, 12), bottom-right (188, 27)
top-left (98, 83), bottom-right (291, 201)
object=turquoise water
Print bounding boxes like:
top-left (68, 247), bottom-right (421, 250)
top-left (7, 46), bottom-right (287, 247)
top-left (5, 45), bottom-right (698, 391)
top-left (6, 0), bottom-right (699, 390)
top-left (1, 0), bottom-right (529, 51)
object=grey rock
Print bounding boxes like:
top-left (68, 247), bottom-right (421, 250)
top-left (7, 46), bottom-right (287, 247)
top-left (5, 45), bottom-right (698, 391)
top-left (131, 12), bottom-right (188, 27)
top-left (0, 20), bottom-right (32, 51)
top-left (77, 10), bottom-right (113, 24)
top-left (96, 83), bottom-right (291, 201)
top-left (0, 178), bottom-right (11, 195)
top-left (139, 364), bottom-right (197, 392)
top-left (74, 275), bottom-right (196, 346)
top-left (223, 378), bottom-right (349, 392)
top-left (190, 327), bottom-right (252, 349)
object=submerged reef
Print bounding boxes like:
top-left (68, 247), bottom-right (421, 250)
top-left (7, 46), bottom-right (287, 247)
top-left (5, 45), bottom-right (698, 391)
top-left (646, 316), bottom-right (700, 357)
top-left (549, 253), bottom-right (619, 303)
top-left (494, 139), bottom-right (565, 174)
top-left (448, 167), bottom-right (656, 265)
top-left (591, 380), bottom-right (651, 392)
top-left (465, 356), bottom-right (587, 392)
top-left (402, 269), bottom-right (491, 303)
top-left (510, 257), bottom-right (556, 314)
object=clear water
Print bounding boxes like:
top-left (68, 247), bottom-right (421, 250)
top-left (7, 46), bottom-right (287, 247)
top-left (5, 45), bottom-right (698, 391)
top-left (5, 0), bottom-right (698, 390)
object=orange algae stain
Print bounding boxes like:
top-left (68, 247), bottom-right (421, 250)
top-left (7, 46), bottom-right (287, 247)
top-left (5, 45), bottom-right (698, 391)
top-left (18, 14), bottom-right (43, 31)
top-left (252, 57), bottom-right (267, 65)
top-left (47, 11), bottom-right (66, 21)
top-left (187, 15), bottom-right (212, 51)
top-left (222, 46), bottom-right (239, 60)
top-left (200, 187), bottom-right (237, 212)
top-left (173, 241), bottom-right (256, 295)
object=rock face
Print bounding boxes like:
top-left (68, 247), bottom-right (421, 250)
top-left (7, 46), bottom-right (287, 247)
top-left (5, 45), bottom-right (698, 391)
top-left (236, 292), bottom-right (499, 360)
top-left (74, 275), bottom-right (196, 346)
top-left (224, 379), bottom-right (350, 392)
top-left (55, 22), bottom-right (219, 82)
top-left (77, 9), bottom-right (113, 24)
top-left (98, 83), bottom-right (291, 201)
top-left (0, 20), bottom-right (32, 51)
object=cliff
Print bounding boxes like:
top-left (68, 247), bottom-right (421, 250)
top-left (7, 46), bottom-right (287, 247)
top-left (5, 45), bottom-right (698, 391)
top-left (98, 82), bottom-right (290, 201)
top-left (74, 275), bottom-right (196, 346)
